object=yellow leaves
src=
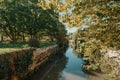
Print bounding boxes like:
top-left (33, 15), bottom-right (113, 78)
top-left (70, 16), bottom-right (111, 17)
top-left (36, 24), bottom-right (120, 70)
top-left (38, 0), bottom-right (68, 12)
top-left (38, 0), bottom-right (119, 29)
top-left (64, 0), bottom-right (71, 3)
top-left (84, 48), bottom-right (92, 56)
top-left (88, 8), bottom-right (95, 14)
top-left (74, 15), bottom-right (80, 22)
top-left (38, 0), bottom-right (54, 9)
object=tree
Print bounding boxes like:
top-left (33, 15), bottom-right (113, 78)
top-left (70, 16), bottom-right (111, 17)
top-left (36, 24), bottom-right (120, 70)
top-left (37, 0), bottom-right (119, 79)
top-left (68, 0), bottom-right (120, 79)
top-left (0, 0), bottom-right (67, 42)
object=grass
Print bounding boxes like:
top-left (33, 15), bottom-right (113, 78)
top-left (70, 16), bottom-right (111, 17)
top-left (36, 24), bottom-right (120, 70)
top-left (0, 41), bottom-right (27, 54)
top-left (0, 41), bottom-right (56, 54)
top-left (0, 41), bottom-right (27, 48)
top-left (39, 41), bottom-right (56, 48)
top-left (0, 48), bottom-right (25, 54)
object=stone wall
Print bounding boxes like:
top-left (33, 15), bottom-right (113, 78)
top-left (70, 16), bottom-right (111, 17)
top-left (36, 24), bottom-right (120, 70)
top-left (0, 45), bottom-right (58, 80)
top-left (29, 45), bottom-right (58, 70)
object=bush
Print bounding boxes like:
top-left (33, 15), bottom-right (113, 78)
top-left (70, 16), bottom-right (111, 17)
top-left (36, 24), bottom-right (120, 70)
top-left (28, 38), bottom-right (40, 48)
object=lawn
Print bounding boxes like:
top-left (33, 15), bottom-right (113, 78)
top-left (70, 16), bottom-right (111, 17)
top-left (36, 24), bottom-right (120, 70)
top-left (0, 41), bottom-right (56, 54)
top-left (0, 41), bottom-right (28, 54)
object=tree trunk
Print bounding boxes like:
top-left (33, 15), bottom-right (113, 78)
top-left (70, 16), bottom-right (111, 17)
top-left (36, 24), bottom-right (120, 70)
top-left (1, 35), bottom-right (4, 41)
top-left (22, 33), bottom-right (25, 41)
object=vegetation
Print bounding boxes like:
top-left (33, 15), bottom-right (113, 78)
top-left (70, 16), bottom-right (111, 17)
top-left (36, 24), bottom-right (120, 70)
top-left (0, 0), bottom-right (67, 44)
top-left (0, 0), bottom-right (68, 54)
top-left (64, 0), bottom-right (120, 79)
top-left (0, 0), bottom-right (67, 80)
top-left (0, 0), bottom-right (119, 79)
top-left (0, 41), bottom-right (57, 54)
top-left (0, 41), bottom-right (28, 54)
top-left (40, 0), bottom-right (119, 79)
top-left (28, 38), bottom-right (40, 48)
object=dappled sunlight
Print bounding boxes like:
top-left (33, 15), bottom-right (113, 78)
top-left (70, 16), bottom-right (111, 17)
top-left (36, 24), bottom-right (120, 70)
top-left (0, 48), bottom-right (22, 54)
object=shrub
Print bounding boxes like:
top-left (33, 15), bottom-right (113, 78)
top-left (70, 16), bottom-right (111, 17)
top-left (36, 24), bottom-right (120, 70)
top-left (28, 38), bottom-right (40, 48)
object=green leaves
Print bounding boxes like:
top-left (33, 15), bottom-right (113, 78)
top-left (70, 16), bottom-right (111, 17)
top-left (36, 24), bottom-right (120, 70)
top-left (0, 0), bottom-right (67, 42)
top-left (73, 1), bottom-right (120, 79)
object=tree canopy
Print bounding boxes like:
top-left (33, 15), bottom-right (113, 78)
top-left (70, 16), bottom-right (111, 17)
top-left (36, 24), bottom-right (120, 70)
top-left (0, 0), bottom-right (67, 43)
top-left (38, 0), bottom-right (120, 49)
top-left (37, 0), bottom-right (119, 79)
top-left (68, 0), bottom-right (120, 79)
